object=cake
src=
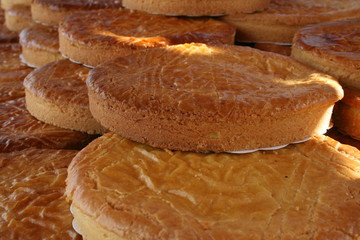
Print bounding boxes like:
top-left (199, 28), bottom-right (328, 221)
top-left (87, 43), bottom-right (343, 152)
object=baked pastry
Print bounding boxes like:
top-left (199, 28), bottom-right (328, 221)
top-left (0, 148), bottom-right (81, 240)
top-left (222, 0), bottom-right (360, 44)
top-left (24, 59), bottom-right (107, 134)
top-left (0, 98), bottom-right (94, 152)
top-left (0, 80), bottom-right (25, 102)
top-left (20, 24), bottom-right (64, 68)
top-left (332, 87), bottom-right (360, 140)
top-left (122, 0), bottom-right (270, 16)
top-left (87, 43), bottom-right (343, 152)
top-left (59, 9), bottom-right (235, 67)
top-left (291, 19), bottom-right (360, 90)
top-left (31, 0), bottom-right (123, 26)
top-left (1, 0), bottom-right (31, 9)
top-left (326, 128), bottom-right (360, 150)
top-left (0, 43), bottom-right (33, 82)
top-left (67, 132), bottom-right (360, 240)
top-left (254, 43), bottom-right (291, 56)
top-left (5, 5), bottom-right (35, 32)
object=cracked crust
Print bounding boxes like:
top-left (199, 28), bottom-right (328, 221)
top-left (222, 0), bottom-right (360, 43)
top-left (59, 8), bottom-right (235, 67)
top-left (0, 148), bottom-right (81, 239)
top-left (67, 132), bottom-right (360, 240)
top-left (87, 43), bottom-right (343, 152)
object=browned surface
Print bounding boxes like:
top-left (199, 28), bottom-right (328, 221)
top-left (59, 8), bottom-right (235, 48)
top-left (0, 148), bottom-right (81, 239)
top-left (20, 24), bottom-right (59, 53)
top-left (0, 80), bottom-right (24, 102)
top-left (24, 59), bottom-right (90, 107)
top-left (67, 132), bottom-right (360, 240)
top-left (0, 98), bottom-right (94, 152)
top-left (223, 0), bottom-right (360, 26)
top-left (326, 128), bottom-right (360, 150)
top-left (87, 43), bottom-right (342, 152)
top-left (33, 0), bottom-right (122, 11)
top-left (0, 43), bottom-right (30, 73)
top-left (254, 43), bottom-right (291, 56)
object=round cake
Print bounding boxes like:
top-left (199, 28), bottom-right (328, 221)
top-left (31, 0), bottom-right (122, 26)
top-left (222, 0), bottom-right (360, 44)
top-left (333, 87), bottom-right (360, 140)
top-left (291, 19), bottom-right (360, 90)
top-left (0, 148), bottom-right (81, 240)
top-left (87, 43), bottom-right (343, 152)
top-left (122, 0), bottom-right (270, 16)
top-left (0, 12), bottom-right (19, 43)
top-left (24, 59), bottom-right (107, 134)
top-left (20, 24), bottom-right (64, 68)
top-left (0, 98), bottom-right (94, 152)
top-left (59, 9), bottom-right (235, 67)
top-left (4, 5), bottom-right (35, 32)
top-left (67, 132), bottom-right (360, 240)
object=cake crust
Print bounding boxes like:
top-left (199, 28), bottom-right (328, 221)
top-left (5, 5), bottom-right (35, 32)
top-left (59, 9), bottom-right (235, 67)
top-left (0, 98), bottom-right (94, 152)
top-left (291, 20), bottom-right (360, 89)
top-left (31, 0), bottom-right (122, 26)
top-left (24, 60), bottom-right (107, 134)
top-left (0, 148), bottom-right (81, 240)
top-left (222, 0), bottom-right (360, 43)
top-left (122, 0), bottom-right (270, 16)
top-left (87, 43), bottom-right (343, 152)
top-left (67, 132), bottom-right (360, 240)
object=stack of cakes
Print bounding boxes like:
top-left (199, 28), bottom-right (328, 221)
top-left (0, 0), bottom-right (360, 239)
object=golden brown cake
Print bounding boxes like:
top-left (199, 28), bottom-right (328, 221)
top-left (87, 43), bottom-right (343, 152)
top-left (0, 43), bottom-right (33, 82)
top-left (122, 0), bottom-right (270, 16)
top-left (291, 19), bottom-right (360, 90)
top-left (67, 132), bottom-right (360, 240)
top-left (0, 11), bottom-right (19, 43)
top-left (4, 5), bottom-right (35, 32)
top-left (0, 80), bottom-right (25, 102)
top-left (1, 0), bottom-right (31, 9)
top-left (332, 87), bottom-right (360, 140)
top-left (20, 24), bottom-right (64, 68)
top-left (59, 9), bottom-right (235, 67)
top-left (31, 0), bottom-right (122, 26)
top-left (0, 98), bottom-right (94, 152)
top-left (0, 148), bottom-right (81, 240)
top-left (254, 43), bottom-right (291, 56)
top-left (24, 59), bottom-right (107, 134)
top-left (222, 0), bottom-right (360, 44)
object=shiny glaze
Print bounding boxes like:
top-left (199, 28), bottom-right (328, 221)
top-left (0, 148), bottom-right (81, 239)
top-left (24, 59), bottom-right (90, 106)
top-left (223, 0), bottom-right (360, 25)
top-left (0, 44), bottom-right (30, 72)
top-left (34, 0), bottom-right (122, 11)
top-left (20, 24), bottom-right (59, 52)
top-left (294, 20), bottom-right (360, 62)
top-left (67, 132), bottom-right (360, 239)
top-left (6, 5), bottom-right (32, 17)
top-left (0, 81), bottom-right (25, 102)
top-left (59, 9), bottom-right (235, 47)
top-left (0, 98), bottom-right (94, 152)
top-left (88, 43), bottom-right (342, 120)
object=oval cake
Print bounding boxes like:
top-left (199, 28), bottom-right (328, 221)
top-left (0, 148), bottom-right (81, 240)
top-left (31, 0), bottom-right (122, 26)
top-left (24, 59), bottom-right (107, 134)
top-left (20, 24), bottom-right (64, 68)
top-left (59, 9), bottom-right (235, 67)
top-left (0, 98), bottom-right (94, 152)
top-left (67, 132), bottom-right (360, 240)
top-left (221, 0), bottom-right (360, 44)
top-left (87, 43), bottom-right (343, 152)
top-left (122, 0), bottom-right (270, 16)
top-left (5, 5), bottom-right (35, 32)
